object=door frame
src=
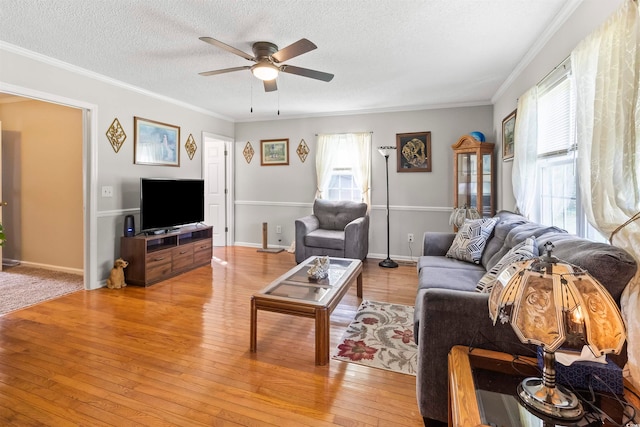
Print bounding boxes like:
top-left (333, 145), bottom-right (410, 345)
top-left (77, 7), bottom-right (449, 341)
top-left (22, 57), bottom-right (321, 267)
top-left (0, 82), bottom-right (98, 290)
top-left (202, 132), bottom-right (234, 246)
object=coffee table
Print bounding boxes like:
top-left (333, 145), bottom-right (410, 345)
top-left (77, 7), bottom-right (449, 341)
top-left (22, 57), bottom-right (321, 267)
top-left (250, 256), bottom-right (363, 365)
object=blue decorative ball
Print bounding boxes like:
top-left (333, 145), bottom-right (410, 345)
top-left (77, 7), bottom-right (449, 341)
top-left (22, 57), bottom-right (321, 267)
top-left (469, 131), bottom-right (485, 142)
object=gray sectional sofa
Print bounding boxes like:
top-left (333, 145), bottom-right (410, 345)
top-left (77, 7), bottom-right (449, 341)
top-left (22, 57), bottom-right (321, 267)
top-left (414, 210), bottom-right (638, 425)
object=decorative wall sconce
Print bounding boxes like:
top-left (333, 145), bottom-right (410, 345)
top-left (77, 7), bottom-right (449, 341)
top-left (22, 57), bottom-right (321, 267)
top-left (243, 141), bottom-right (255, 164)
top-left (297, 139), bottom-right (310, 162)
top-left (185, 134), bottom-right (197, 160)
top-left (106, 118), bottom-right (126, 153)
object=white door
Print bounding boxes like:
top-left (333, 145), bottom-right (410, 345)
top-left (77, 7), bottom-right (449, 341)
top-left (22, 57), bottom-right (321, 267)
top-left (203, 138), bottom-right (227, 246)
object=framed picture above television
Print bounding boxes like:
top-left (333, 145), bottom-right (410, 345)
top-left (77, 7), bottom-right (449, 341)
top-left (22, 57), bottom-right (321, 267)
top-left (134, 117), bottom-right (180, 166)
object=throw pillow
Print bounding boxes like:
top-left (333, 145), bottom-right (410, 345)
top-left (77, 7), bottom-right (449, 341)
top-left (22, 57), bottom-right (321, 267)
top-left (476, 237), bottom-right (538, 293)
top-left (445, 217), bottom-right (498, 264)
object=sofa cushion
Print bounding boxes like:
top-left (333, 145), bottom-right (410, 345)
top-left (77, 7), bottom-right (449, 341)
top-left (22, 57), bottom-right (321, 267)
top-left (536, 232), bottom-right (637, 304)
top-left (418, 263), bottom-right (485, 292)
top-left (417, 255), bottom-right (484, 273)
top-left (304, 229), bottom-right (345, 250)
top-left (476, 237), bottom-right (538, 293)
top-left (484, 222), bottom-right (565, 271)
top-left (481, 211), bottom-right (530, 268)
top-left (446, 218), bottom-right (497, 264)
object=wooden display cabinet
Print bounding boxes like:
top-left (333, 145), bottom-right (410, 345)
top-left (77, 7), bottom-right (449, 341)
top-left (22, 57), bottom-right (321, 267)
top-left (120, 225), bottom-right (213, 286)
top-left (452, 135), bottom-right (496, 218)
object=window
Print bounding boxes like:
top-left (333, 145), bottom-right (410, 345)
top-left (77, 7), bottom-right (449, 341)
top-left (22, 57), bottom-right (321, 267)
top-left (327, 168), bottom-right (361, 202)
top-left (316, 133), bottom-right (371, 205)
top-left (532, 59), bottom-right (604, 241)
top-left (535, 65), bottom-right (578, 233)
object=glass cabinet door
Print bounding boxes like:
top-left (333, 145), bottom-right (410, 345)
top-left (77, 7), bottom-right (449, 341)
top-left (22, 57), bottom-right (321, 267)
top-left (452, 135), bottom-right (495, 220)
top-left (456, 152), bottom-right (478, 209)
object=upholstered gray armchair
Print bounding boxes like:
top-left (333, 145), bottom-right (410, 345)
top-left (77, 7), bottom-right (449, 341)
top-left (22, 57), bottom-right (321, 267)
top-left (295, 199), bottom-right (369, 264)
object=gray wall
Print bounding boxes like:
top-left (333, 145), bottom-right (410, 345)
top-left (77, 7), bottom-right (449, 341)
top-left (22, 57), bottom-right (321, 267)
top-left (0, 46), bottom-right (234, 288)
top-left (234, 105), bottom-right (493, 260)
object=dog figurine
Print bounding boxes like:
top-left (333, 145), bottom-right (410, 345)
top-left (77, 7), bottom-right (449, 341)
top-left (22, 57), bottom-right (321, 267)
top-left (106, 258), bottom-right (128, 289)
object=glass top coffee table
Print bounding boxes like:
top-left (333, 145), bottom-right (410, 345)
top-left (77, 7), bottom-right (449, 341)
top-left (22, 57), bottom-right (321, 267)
top-left (250, 256), bottom-right (363, 365)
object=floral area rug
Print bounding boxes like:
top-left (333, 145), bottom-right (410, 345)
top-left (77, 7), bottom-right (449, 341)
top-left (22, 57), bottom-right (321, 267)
top-left (332, 300), bottom-right (417, 375)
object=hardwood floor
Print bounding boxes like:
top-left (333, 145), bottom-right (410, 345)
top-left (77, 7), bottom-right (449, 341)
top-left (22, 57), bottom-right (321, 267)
top-left (0, 247), bottom-right (424, 426)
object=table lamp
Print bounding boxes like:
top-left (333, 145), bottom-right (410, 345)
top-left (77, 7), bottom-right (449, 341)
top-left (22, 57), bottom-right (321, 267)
top-left (488, 242), bottom-right (626, 420)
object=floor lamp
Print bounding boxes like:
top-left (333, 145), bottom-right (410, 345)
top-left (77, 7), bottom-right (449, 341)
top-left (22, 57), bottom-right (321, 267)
top-left (378, 146), bottom-right (398, 268)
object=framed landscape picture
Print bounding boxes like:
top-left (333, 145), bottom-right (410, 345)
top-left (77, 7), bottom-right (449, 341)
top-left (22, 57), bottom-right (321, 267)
top-left (134, 117), bottom-right (180, 166)
top-left (396, 131), bottom-right (431, 172)
top-left (502, 109), bottom-right (516, 161)
top-left (260, 139), bottom-right (289, 166)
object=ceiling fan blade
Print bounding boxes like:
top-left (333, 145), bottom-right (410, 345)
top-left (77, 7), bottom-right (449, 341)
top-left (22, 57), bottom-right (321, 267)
top-left (199, 37), bottom-right (255, 61)
top-left (281, 65), bottom-right (334, 82)
top-left (272, 38), bottom-right (317, 63)
top-left (199, 66), bottom-right (251, 76)
top-left (263, 79), bottom-right (278, 92)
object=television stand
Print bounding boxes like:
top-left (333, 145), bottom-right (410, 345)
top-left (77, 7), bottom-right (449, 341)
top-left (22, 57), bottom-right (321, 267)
top-left (120, 225), bottom-right (213, 286)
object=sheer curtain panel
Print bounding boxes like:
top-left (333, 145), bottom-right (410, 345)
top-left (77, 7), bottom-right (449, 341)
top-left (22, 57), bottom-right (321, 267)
top-left (571, 0), bottom-right (640, 389)
top-left (511, 86), bottom-right (539, 217)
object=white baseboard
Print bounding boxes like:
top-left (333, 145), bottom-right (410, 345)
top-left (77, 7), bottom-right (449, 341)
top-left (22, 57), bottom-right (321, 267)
top-left (3, 259), bottom-right (83, 276)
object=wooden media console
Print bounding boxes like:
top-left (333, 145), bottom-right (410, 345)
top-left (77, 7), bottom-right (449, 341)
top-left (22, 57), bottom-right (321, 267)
top-left (120, 225), bottom-right (213, 286)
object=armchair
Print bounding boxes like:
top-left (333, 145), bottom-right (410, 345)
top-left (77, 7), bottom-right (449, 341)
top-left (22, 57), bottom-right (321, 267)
top-left (295, 199), bottom-right (369, 264)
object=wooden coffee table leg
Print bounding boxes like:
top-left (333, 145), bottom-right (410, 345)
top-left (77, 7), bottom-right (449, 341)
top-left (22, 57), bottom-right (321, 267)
top-left (356, 271), bottom-right (363, 298)
top-left (250, 296), bottom-right (257, 352)
top-left (315, 307), bottom-right (329, 365)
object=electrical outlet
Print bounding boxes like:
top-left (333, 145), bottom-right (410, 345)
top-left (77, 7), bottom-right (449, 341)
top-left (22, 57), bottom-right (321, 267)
top-left (101, 186), bottom-right (113, 197)
top-left (276, 225), bottom-right (282, 234)
top-left (408, 233), bottom-right (414, 243)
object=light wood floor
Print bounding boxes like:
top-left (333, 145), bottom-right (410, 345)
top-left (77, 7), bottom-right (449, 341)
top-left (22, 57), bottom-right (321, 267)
top-left (0, 247), bottom-right (424, 426)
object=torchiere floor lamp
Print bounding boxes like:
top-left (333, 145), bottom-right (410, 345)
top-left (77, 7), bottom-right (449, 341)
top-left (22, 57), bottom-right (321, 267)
top-left (378, 146), bottom-right (398, 268)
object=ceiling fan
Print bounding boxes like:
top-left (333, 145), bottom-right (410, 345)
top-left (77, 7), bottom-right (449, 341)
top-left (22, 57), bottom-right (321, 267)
top-left (198, 37), bottom-right (334, 92)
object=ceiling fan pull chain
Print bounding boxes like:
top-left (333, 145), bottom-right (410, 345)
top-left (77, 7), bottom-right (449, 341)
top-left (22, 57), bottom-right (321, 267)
top-left (250, 76), bottom-right (254, 113)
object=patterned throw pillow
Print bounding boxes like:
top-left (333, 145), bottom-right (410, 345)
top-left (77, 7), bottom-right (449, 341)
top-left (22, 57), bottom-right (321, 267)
top-left (476, 237), bottom-right (538, 293)
top-left (445, 218), bottom-right (498, 264)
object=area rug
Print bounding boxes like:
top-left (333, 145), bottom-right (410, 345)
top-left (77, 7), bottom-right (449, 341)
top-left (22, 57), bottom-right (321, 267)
top-left (0, 265), bottom-right (84, 316)
top-left (332, 300), bottom-right (417, 375)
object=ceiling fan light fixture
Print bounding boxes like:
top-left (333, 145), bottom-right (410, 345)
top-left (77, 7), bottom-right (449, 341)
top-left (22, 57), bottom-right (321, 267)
top-left (251, 63), bottom-right (279, 81)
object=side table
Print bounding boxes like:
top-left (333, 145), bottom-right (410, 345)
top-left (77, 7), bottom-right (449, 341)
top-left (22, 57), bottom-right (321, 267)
top-left (448, 345), bottom-right (640, 427)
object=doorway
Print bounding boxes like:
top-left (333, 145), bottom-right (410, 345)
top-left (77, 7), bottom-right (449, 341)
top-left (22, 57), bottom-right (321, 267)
top-left (0, 96), bottom-right (84, 273)
top-left (0, 82), bottom-right (99, 290)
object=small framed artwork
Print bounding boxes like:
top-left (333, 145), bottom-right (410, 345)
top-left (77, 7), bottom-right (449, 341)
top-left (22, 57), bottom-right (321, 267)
top-left (134, 117), bottom-right (180, 166)
top-left (260, 139), bottom-right (289, 166)
top-left (502, 109), bottom-right (516, 161)
top-left (396, 131), bottom-right (431, 172)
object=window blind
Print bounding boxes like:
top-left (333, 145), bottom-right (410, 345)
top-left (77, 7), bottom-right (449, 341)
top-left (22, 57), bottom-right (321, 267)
top-left (537, 73), bottom-right (575, 157)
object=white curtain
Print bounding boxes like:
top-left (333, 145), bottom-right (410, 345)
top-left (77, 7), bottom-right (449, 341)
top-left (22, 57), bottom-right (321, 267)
top-left (315, 133), bottom-right (372, 206)
top-left (511, 86), bottom-right (539, 218)
top-left (572, 0), bottom-right (640, 389)
top-left (315, 135), bottom-right (337, 199)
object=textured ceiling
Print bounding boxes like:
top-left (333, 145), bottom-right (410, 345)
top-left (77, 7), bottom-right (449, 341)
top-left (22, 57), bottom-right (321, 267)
top-left (0, 0), bottom-right (575, 122)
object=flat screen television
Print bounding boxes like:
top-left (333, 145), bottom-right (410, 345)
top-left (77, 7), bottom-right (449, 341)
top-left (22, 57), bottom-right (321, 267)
top-left (140, 178), bottom-right (205, 233)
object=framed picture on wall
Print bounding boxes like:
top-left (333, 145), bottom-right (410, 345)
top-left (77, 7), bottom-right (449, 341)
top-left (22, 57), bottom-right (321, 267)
top-left (502, 109), bottom-right (516, 161)
top-left (134, 117), bottom-right (180, 166)
top-left (396, 131), bottom-right (432, 172)
top-left (260, 139), bottom-right (289, 166)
